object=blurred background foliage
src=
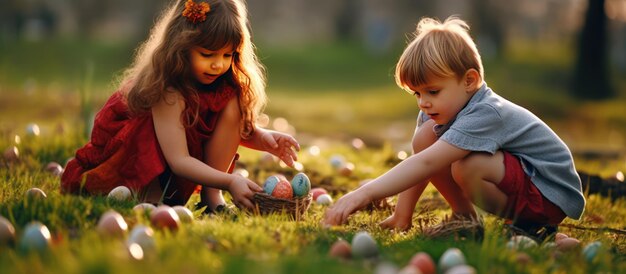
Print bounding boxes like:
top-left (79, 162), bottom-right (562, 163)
top-left (0, 0), bottom-right (625, 161)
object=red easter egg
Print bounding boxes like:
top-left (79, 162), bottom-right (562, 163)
top-left (311, 187), bottom-right (328, 201)
top-left (329, 239), bottom-right (352, 259)
top-left (409, 252), bottom-right (436, 274)
top-left (150, 206), bottom-right (180, 231)
top-left (271, 180), bottom-right (293, 199)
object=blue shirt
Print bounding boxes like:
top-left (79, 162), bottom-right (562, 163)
top-left (419, 83), bottom-right (585, 219)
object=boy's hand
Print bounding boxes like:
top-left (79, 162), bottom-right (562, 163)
top-left (228, 176), bottom-right (262, 210)
top-left (380, 214), bottom-right (413, 232)
top-left (260, 130), bottom-right (300, 168)
top-left (322, 189), bottom-right (372, 226)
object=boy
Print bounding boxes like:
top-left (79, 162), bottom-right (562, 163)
top-left (322, 17), bottom-right (585, 242)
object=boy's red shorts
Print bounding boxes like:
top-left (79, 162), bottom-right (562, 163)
top-left (497, 151), bottom-right (566, 225)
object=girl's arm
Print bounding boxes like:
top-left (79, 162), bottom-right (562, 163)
top-left (323, 139), bottom-right (470, 226)
top-left (240, 126), bottom-right (300, 167)
top-left (152, 92), bottom-right (261, 208)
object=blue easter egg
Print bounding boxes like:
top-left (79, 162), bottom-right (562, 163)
top-left (291, 173), bottom-right (311, 197)
top-left (582, 241), bottom-right (602, 262)
top-left (439, 248), bottom-right (466, 272)
top-left (263, 176), bottom-right (281, 194)
top-left (19, 222), bottom-right (51, 253)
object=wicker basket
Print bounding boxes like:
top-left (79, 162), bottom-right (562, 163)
top-left (251, 192), bottom-right (312, 220)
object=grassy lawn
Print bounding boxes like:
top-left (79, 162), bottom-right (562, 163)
top-left (1, 39), bottom-right (625, 273)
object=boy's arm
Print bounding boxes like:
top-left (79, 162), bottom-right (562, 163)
top-left (323, 140), bottom-right (470, 226)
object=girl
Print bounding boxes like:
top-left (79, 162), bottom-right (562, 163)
top-left (323, 17), bottom-right (585, 242)
top-left (61, 0), bottom-right (300, 212)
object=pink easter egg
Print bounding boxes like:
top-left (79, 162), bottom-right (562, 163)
top-left (271, 179), bottom-right (293, 199)
top-left (311, 187), bottom-right (328, 201)
top-left (409, 252), bottom-right (436, 274)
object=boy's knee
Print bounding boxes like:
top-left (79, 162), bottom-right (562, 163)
top-left (451, 154), bottom-right (484, 187)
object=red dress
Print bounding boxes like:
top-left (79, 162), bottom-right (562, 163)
top-left (61, 83), bottom-right (237, 205)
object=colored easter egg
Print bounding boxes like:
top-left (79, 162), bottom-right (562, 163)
top-left (582, 241), bottom-right (602, 262)
top-left (311, 187), bottom-right (328, 201)
top-left (26, 123), bottom-right (40, 137)
top-left (409, 252), bottom-right (436, 274)
top-left (150, 205), bottom-right (180, 231)
top-left (329, 155), bottom-right (345, 169)
top-left (133, 203), bottom-right (157, 213)
top-left (45, 162), bottom-right (63, 176)
top-left (108, 186), bottom-right (131, 201)
top-left (445, 264), bottom-right (476, 274)
top-left (338, 163), bottom-right (355, 177)
top-left (127, 225), bottom-right (156, 253)
top-left (439, 248), bottom-right (466, 273)
top-left (555, 232), bottom-right (569, 241)
top-left (329, 239), bottom-right (352, 259)
top-left (556, 237), bottom-right (580, 252)
top-left (507, 235), bottom-right (538, 250)
top-left (97, 210), bottom-right (128, 237)
top-left (263, 175), bottom-right (281, 194)
top-left (271, 179), bottom-right (293, 199)
top-left (316, 194), bottom-right (333, 205)
top-left (351, 231), bottom-right (378, 258)
top-left (19, 222), bottom-right (51, 253)
top-left (398, 265), bottom-right (422, 274)
top-left (515, 252), bottom-right (532, 265)
top-left (0, 216), bottom-right (16, 246)
top-left (25, 187), bottom-right (47, 199)
top-left (291, 172), bottom-right (311, 197)
top-left (172, 205), bottom-right (194, 223)
top-left (3, 146), bottom-right (19, 162)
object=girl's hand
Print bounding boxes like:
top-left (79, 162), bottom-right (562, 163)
top-left (259, 130), bottom-right (300, 168)
top-left (228, 175), bottom-right (263, 210)
top-left (322, 189), bottom-right (372, 227)
top-left (380, 213), bottom-right (413, 232)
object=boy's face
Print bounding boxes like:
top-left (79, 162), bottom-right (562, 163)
top-left (189, 45), bottom-right (234, 85)
top-left (408, 75), bottom-right (474, 125)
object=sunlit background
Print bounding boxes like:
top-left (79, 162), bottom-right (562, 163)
top-left (1, 0), bottom-right (625, 158)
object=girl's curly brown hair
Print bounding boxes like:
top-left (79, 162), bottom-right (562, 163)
top-left (118, 0), bottom-right (266, 139)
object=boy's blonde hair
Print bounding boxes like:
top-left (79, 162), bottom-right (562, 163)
top-left (395, 16), bottom-right (483, 93)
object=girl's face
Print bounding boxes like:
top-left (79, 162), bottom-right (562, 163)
top-left (189, 45), bottom-right (234, 85)
top-left (408, 74), bottom-right (474, 125)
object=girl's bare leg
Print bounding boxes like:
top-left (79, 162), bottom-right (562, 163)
top-left (201, 97), bottom-right (242, 211)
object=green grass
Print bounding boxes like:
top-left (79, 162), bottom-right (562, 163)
top-left (1, 131), bottom-right (626, 273)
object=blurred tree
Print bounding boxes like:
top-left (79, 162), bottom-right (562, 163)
top-left (572, 0), bottom-right (614, 99)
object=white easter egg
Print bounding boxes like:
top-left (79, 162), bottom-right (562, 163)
top-left (439, 248), bottom-right (466, 272)
top-left (133, 203), bottom-right (157, 213)
top-left (26, 123), bottom-right (40, 137)
top-left (108, 186), bottom-right (131, 201)
top-left (25, 187), bottom-right (47, 199)
top-left (316, 194), bottom-right (333, 205)
top-left (128, 225), bottom-right (156, 252)
top-left (172, 205), bottom-right (194, 223)
top-left (351, 231), bottom-right (378, 258)
top-left (507, 235), bottom-right (538, 250)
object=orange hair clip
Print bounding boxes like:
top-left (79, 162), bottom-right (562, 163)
top-left (182, 0), bottom-right (210, 24)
